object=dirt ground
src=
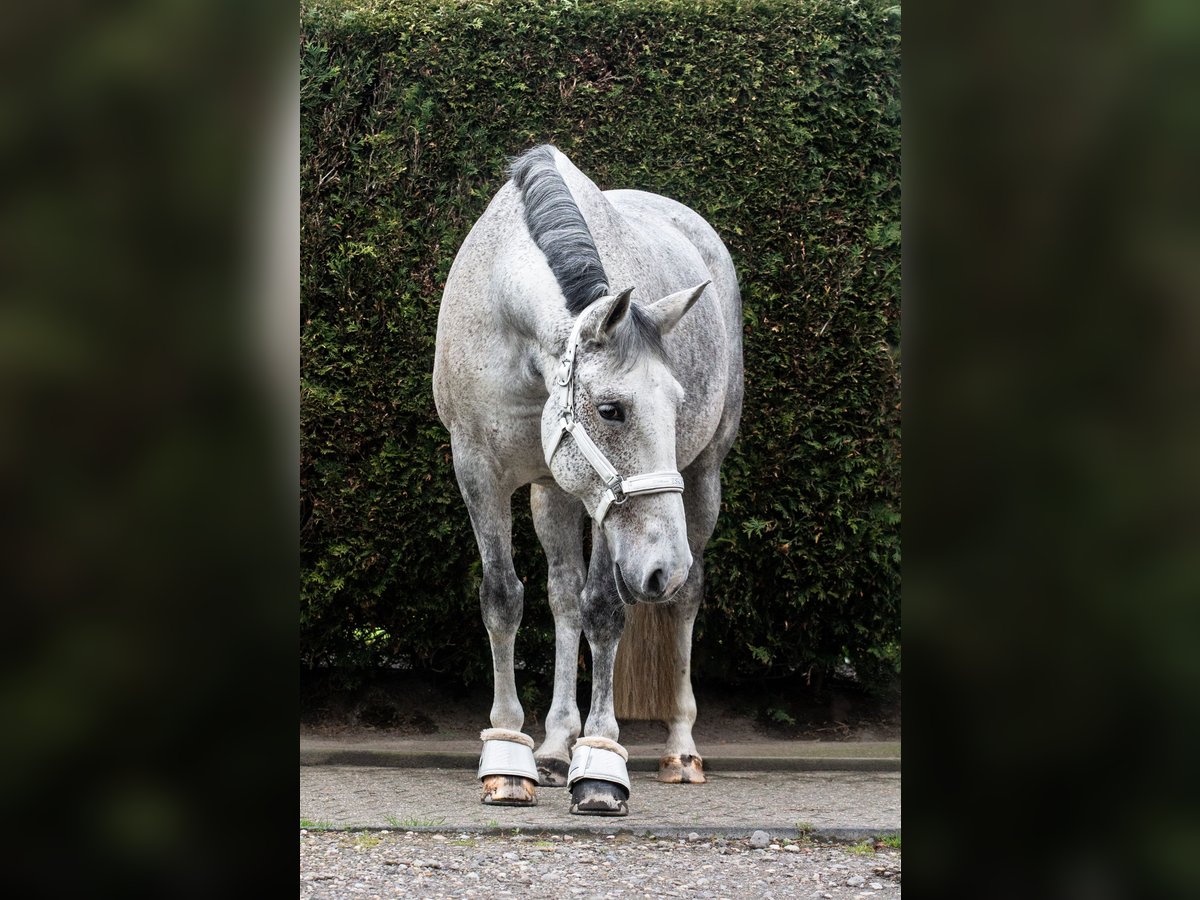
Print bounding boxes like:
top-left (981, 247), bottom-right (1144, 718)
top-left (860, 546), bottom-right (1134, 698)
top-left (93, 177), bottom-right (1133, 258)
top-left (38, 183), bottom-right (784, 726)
top-left (300, 670), bottom-right (901, 744)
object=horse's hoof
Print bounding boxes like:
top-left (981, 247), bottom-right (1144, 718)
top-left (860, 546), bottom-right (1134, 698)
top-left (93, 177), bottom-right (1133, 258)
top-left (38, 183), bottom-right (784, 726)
top-left (569, 778), bottom-right (629, 816)
top-left (536, 755), bottom-right (569, 787)
top-left (658, 754), bottom-right (706, 784)
top-left (481, 775), bottom-right (537, 806)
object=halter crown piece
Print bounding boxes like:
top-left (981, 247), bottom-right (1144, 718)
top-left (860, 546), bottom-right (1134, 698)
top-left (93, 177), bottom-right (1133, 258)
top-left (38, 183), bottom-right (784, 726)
top-left (543, 303), bottom-right (685, 523)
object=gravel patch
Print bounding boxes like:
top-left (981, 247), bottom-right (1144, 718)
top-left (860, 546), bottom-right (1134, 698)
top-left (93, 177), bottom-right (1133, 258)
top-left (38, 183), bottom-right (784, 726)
top-left (300, 830), bottom-right (901, 898)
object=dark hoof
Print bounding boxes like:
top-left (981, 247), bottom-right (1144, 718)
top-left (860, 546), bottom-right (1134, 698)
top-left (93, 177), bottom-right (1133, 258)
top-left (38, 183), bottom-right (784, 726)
top-left (536, 755), bottom-right (569, 787)
top-left (569, 779), bottom-right (629, 816)
top-left (481, 775), bottom-right (537, 806)
top-left (658, 754), bottom-right (706, 784)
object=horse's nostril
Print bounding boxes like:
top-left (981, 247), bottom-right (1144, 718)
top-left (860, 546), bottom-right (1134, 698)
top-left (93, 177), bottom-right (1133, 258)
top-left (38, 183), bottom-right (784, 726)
top-left (646, 568), bottom-right (667, 596)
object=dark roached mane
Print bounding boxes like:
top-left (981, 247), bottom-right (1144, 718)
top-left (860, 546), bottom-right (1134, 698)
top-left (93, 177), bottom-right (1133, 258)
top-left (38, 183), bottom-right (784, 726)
top-left (510, 145), bottom-right (611, 314)
top-left (510, 145), bottom-right (664, 363)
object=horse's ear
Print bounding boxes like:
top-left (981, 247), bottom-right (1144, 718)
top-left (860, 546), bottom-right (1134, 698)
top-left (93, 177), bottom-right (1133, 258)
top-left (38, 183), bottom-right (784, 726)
top-left (647, 281), bottom-right (710, 335)
top-left (589, 286), bottom-right (635, 343)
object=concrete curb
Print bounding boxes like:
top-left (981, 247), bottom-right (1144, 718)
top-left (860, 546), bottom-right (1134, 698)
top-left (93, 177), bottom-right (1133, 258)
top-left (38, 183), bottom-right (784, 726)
top-left (300, 747), bottom-right (900, 772)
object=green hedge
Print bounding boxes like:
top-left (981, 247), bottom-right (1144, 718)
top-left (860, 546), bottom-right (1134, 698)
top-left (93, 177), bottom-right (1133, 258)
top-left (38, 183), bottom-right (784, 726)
top-left (301, 0), bottom-right (901, 694)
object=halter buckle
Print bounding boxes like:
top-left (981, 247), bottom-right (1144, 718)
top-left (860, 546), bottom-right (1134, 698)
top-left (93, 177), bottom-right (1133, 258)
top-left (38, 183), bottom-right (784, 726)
top-left (606, 476), bottom-right (626, 506)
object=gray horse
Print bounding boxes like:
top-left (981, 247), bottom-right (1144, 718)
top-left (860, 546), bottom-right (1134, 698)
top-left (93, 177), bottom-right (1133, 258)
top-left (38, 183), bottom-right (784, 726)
top-left (433, 145), bottom-right (743, 815)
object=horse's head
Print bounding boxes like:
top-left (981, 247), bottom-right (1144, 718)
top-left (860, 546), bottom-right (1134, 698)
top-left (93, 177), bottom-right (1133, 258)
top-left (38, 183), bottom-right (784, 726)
top-left (542, 282), bottom-right (709, 604)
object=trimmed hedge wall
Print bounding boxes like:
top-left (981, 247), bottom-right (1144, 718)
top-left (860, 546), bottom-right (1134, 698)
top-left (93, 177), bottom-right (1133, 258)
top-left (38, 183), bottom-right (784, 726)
top-left (301, 0), bottom-right (901, 694)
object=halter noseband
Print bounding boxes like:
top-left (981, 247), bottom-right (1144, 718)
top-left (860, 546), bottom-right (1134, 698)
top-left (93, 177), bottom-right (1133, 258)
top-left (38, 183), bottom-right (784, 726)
top-left (543, 307), bottom-right (685, 523)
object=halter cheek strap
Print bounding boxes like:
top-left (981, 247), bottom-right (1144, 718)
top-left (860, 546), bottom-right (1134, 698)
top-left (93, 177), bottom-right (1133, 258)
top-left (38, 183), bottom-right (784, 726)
top-left (544, 308), bottom-right (684, 524)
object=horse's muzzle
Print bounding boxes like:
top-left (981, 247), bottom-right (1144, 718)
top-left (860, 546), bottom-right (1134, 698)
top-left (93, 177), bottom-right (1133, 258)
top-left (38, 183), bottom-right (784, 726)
top-left (612, 561), bottom-right (688, 606)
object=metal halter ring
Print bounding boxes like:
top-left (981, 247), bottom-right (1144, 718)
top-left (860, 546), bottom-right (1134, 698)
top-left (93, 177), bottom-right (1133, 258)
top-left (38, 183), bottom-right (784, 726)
top-left (605, 476), bottom-right (626, 505)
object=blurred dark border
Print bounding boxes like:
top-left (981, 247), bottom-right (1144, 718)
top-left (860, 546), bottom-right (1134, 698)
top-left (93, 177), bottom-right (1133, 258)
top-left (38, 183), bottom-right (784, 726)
top-left (906, 1), bottom-right (1199, 897)
top-left (0, 1), bottom-right (297, 894)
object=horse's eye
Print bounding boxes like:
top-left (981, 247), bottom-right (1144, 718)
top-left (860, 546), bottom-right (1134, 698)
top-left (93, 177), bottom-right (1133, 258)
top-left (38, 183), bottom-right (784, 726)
top-left (597, 402), bottom-right (625, 422)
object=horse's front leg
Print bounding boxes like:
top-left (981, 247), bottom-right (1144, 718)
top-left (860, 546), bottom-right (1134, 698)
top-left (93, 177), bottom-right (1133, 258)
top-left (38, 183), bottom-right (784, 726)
top-left (530, 483), bottom-right (584, 786)
top-left (657, 570), bottom-right (705, 783)
top-left (658, 461), bottom-right (724, 784)
top-left (569, 525), bottom-right (632, 815)
top-left (453, 447), bottom-right (536, 806)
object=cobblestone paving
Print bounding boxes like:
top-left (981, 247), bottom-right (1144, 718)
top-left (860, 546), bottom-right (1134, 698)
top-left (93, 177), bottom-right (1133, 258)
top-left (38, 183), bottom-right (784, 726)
top-left (300, 767), bottom-right (900, 834)
top-left (300, 831), bottom-right (902, 899)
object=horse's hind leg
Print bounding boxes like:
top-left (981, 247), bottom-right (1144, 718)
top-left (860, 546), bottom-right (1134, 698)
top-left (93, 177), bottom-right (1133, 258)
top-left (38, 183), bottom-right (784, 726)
top-left (530, 483), bottom-right (585, 786)
top-left (452, 445), bottom-right (535, 806)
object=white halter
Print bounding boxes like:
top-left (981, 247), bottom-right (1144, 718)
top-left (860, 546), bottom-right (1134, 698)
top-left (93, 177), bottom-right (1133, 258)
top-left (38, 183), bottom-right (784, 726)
top-left (543, 306), bottom-right (685, 523)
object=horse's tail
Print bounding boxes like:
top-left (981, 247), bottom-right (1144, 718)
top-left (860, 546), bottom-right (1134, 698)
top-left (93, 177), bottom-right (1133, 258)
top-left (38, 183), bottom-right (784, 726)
top-left (613, 603), bottom-right (679, 720)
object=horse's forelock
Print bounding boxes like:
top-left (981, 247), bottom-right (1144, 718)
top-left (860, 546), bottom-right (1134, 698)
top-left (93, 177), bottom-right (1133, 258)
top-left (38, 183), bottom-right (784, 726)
top-left (584, 301), bottom-right (665, 373)
top-left (619, 303), bottom-right (666, 367)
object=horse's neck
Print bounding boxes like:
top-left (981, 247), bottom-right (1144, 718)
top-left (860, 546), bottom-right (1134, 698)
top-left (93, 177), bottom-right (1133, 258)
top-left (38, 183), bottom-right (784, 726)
top-left (525, 304), bottom-right (576, 396)
top-left (490, 263), bottom-right (573, 396)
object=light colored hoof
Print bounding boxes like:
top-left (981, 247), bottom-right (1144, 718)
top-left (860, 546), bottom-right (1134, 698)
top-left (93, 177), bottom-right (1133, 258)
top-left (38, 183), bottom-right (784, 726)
top-left (536, 755), bottom-right (570, 787)
top-left (658, 753), bottom-right (707, 784)
top-left (569, 779), bottom-right (629, 816)
top-left (481, 775), bottom-right (537, 806)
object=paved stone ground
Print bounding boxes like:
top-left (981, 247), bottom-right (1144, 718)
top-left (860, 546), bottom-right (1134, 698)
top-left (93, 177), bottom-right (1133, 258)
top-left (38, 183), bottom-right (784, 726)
top-left (300, 830), bottom-right (902, 899)
top-left (300, 767), bottom-right (900, 836)
top-left (302, 678), bottom-right (902, 893)
top-left (300, 734), bottom-right (902, 895)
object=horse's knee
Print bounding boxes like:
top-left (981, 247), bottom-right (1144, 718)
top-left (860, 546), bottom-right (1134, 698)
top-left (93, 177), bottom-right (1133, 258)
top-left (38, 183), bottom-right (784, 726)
top-left (480, 570), bottom-right (523, 633)
top-left (580, 587), bottom-right (623, 643)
